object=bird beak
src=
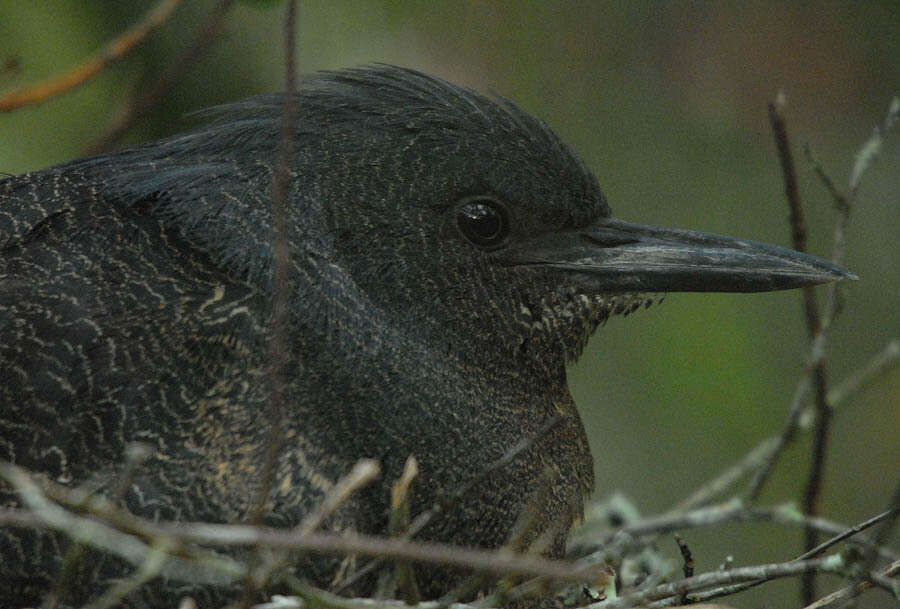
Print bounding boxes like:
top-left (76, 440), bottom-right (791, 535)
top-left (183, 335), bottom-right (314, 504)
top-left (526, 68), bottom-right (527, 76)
top-left (502, 217), bottom-right (856, 293)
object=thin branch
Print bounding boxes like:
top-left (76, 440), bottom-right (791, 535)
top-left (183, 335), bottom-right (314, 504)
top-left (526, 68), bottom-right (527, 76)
top-left (674, 533), bottom-right (694, 605)
top-left (592, 556), bottom-right (840, 609)
top-left (575, 500), bottom-right (897, 563)
top-left (384, 456), bottom-right (421, 603)
top-left (826, 339), bottom-right (900, 406)
top-left (243, 3), bottom-right (299, 606)
top-left (745, 375), bottom-right (811, 501)
top-left (801, 558), bottom-right (900, 609)
top-left (335, 415), bottom-right (566, 592)
top-left (0, 461), bottom-right (607, 587)
top-left (150, 520), bottom-right (605, 583)
top-left (768, 93), bottom-right (832, 605)
top-left (0, 462), bottom-right (245, 585)
top-left (410, 415), bottom-right (566, 540)
top-left (0, 0), bottom-right (185, 111)
top-left (671, 338), bottom-right (898, 511)
top-left (250, 0), bottom-right (299, 527)
top-left (81, 540), bottom-right (172, 609)
top-left (83, 0), bottom-right (237, 155)
top-left (639, 505), bottom-right (899, 604)
top-left (281, 577), bottom-right (481, 609)
top-left (837, 479), bottom-right (900, 607)
top-left (797, 506), bottom-right (899, 562)
top-left (46, 442), bottom-right (154, 607)
top-left (297, 459), bottom-right (381, 536)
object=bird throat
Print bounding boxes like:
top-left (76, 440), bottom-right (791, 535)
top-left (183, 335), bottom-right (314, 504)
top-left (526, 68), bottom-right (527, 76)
top-left (517, 290), bottom-right (662, 363)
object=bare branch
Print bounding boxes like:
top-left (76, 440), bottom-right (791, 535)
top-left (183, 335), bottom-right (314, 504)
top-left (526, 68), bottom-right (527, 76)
top-left (84, 0), bottom-right (237, 155)
top-left (0, 0), bottom-right (185, 111)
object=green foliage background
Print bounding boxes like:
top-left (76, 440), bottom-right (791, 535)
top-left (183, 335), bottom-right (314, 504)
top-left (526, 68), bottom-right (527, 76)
top-left (1, 1), bottom-right (897, 606)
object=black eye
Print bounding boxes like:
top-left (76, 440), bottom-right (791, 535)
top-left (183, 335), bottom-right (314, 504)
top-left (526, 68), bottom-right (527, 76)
top-left (456, 197), bottom-right (510, 248)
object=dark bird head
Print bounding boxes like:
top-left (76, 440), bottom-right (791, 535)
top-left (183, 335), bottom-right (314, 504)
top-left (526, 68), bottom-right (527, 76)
top-left (100, 65), bottom-right (852, 370)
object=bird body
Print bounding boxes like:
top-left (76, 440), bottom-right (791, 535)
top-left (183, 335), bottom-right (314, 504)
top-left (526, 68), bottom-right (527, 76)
top-left (0, 66), bottom-right (849, 607)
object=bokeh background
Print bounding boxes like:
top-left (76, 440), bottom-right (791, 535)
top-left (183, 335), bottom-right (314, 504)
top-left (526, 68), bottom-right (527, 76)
top-left (1, 2), bottom-right (897, 607)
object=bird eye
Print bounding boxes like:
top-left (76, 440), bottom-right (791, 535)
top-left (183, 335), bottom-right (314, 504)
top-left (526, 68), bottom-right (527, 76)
top-left (456, 197), bottom-right (509, 248)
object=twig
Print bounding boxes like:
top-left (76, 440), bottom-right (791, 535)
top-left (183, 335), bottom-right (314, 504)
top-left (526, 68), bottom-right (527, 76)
top-left (746, 377), bottom-right (811, 502)
top-left (282, 577), bottom-right (481, 609)
top-left (570, 498), bottom-right (899, 606)
top-left (151, 522), bottom-right (604, 583)
top-left (826, 339), bottom-right (900, 406)
top-left (410, 415), bottom-right (566, 539)
top-left (243, 3), bottom-right (299, 606)
top-left (576, 500), bottom-right (897, 563)
top-left (801, 558), bottom-right (900, 609)
top-left (446, 468), bottom-right (564, 606)
top-left (836, 479), bottom-right (900, 607)
top-left (674, 534), bottom-right (694, 605)
top-left (84, 0), bottom-right (237, 155)
top-left (335, 415), bottom-right (566, 592)
top-left (0, 461), bottom-right (607, 586)
top-left (0, 462), bottom-right (245, 585)
top-left (250, 0), bottom-right (299, 527)
top-left (642, 505), bottom-right (899, 604)
top-left (671, 338), bottom-right (898, 511)
top-left (385, 456), bottom-right (421, 603)
top-left (250, 459), bottom-right (381, 600)
top-left (768, 93), bottom-right (832, 605)
top-left (82, 540), bottom-right (172, 609)
top-left (0, 0), bottom-right (185, 111)
top-left (591, 556), bottom-right (840, 608)
top-left (46, 442), bottom-right (154, 606)
top-left (797, 506), bottom-right (899, 562)
top-left (298, 459), bottom-right (381, 536)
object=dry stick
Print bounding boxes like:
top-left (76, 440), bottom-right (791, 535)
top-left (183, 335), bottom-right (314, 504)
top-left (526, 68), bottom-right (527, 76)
top-left (682, 511), bottom-right (900, 606)
top-left (0, 462), bottom-right (607, 589)
top-left (671, 338), bottom-right (899, 511)
top-left (805, 100), bottom-right (900, 609)
top-left (801, 558), bottom-right (900, 609)
top-left (0, 462), bottom-right (245, 585)
top-left (453, 469), bottom-right (565, 608)
top-left (243, 459), bottom-right (382, 603)
top-left (385, 457), bottom-right (421, 603)
top-left (768, 94), bottom-right (832, 606)
top-left (82, 540), bottom-right (173, 609)
top-left (250, 0), bottom-right (299, 526)
top-left (84, 0), bottom-right (237, 156)
top-left (334, 415), bottom-right (566, 593)
top-left (572, 501), bottom-right (898, 605)
top-left (148, 521), bottom-right (607, 585)
top-left (45, 443), bottom-right (154, 608)
top-left (283, 576), bottom-right (481, 609)
top-left (745, 339), bottom-right (898, 503)
top-left (674, 533), bottom-right (694, 606)
top-left (835, 480), bottom-right (900, 608)
top-left (814, 96), bottom-right (899, 334)
top-left (616, 502), bottom-right (898, 562)
top-left (297, 459), bottom-right (382, 536)
top-left (242, 2), bottom-right (298, 606)
top-left (589, 557), bottom-right (838, 609)
top-left (0, 0), bottom-right (185, 111)
top-left (796, 507), bottom-right (899, 562)
top-left (745, 376), bottom-right (810, 501)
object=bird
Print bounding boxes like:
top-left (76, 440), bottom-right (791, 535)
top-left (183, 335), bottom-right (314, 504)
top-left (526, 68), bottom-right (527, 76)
top-left (0, 65), bottom-right (852, 607)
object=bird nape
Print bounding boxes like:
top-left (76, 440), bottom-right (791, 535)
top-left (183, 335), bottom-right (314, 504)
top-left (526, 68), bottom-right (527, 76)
top-left (0, 65), bottom-right (851, 607)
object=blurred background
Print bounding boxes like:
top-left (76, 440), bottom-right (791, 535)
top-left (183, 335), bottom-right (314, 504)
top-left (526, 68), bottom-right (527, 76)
top-left (1, 1), bottom-right (897, 607)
